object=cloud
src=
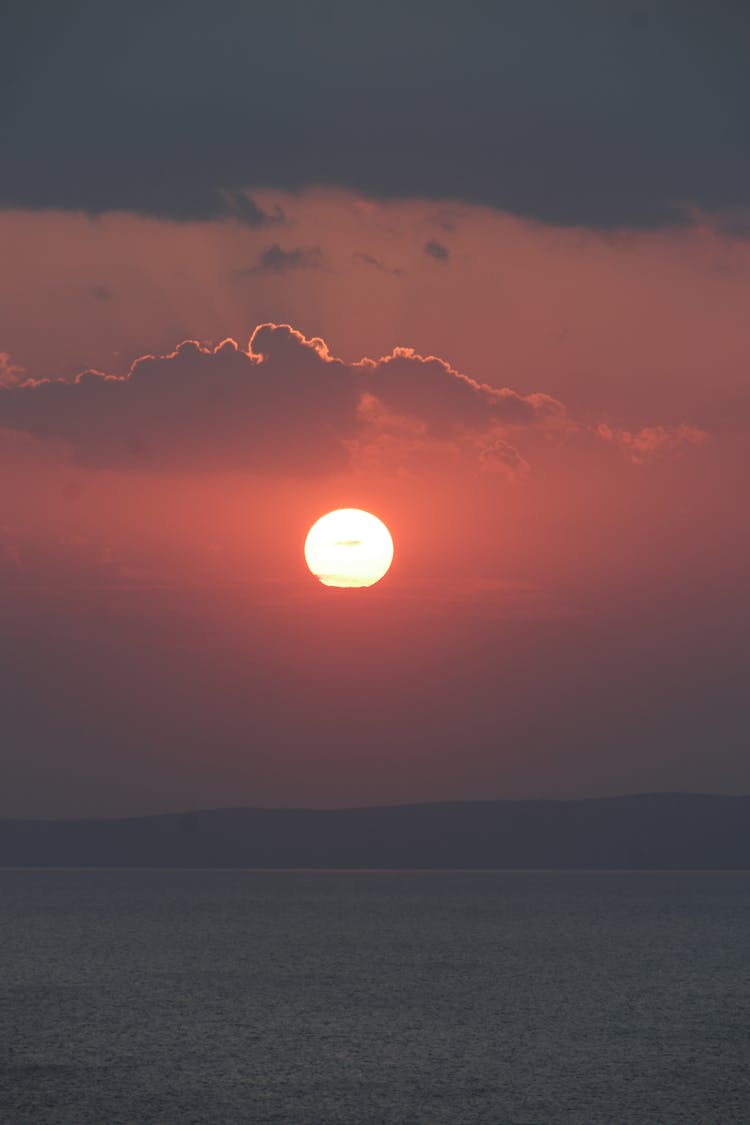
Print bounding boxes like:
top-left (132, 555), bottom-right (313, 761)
top-left (3, 3), bottom-right (749, 231)
top-left (0, 353), bottom-right (25, 387)
top-left (478, 438), bottom-right (531, 479)
top-left (0, 324), bottom-right (707, 478)
top-left (424, 240), bottom-right (450, 262)
top-left (244, 245), bottom-right (325, 274)
top-left (354, 252), bottom-right (403, 277)
top-left (358, 347), bottom-right (564, 435)
top-left (0, 324), bottom-right (563, 474)
top-left (597, 423), bottom-right (708, 464)
top-left (711, 208), bottom-right (750, 240)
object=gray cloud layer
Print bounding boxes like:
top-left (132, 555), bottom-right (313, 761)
top-left (3, 1), bottom-right (749, 230)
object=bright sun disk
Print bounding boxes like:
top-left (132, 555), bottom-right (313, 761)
top-left (304, 509), bottom-right (394, 588)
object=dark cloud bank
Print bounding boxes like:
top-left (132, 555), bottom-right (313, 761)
top-left (0, 325), bottom-right (562, 473)
top-left (0, 325), bottom-right (705, 475)
top-left (3, 1), bottom-right (749, 230)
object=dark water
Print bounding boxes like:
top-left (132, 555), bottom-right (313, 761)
top-left (1, 871), bottom-right (749, 1124)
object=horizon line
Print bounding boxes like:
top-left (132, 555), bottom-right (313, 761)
top-left (4, 791), bottom-right (750, 825)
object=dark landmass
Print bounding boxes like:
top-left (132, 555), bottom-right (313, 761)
top-left (2, 794), bottom-right (750, 869)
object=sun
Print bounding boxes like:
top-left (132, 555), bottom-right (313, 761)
top-left (304, 509), bottom-right (394, 588)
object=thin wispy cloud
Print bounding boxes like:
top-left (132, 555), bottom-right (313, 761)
top-left (354, 252), bottom-right (404, 277)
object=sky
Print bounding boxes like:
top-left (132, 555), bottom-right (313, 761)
top-left (1, 1), bottom-right (749, 817)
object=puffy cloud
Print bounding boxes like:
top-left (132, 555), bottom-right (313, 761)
top-left (245, 245), bottom-right (325, 274)
top-left (358, 348), bottom-right (564, 437)
top-left (597, 423), bottom-right (708, 463)
top-left (478, 438), bottom-right (531, 480)
top-left (424, 240), bottom-right (450, 262)
top-left (2, 3), bottom-right (749, 231)
top-left (0, 324), bottom-right (708, 478)
top-left (0, 353), bottom-right (25, 387)
top-left (0, 324), bottom-right (562, 474)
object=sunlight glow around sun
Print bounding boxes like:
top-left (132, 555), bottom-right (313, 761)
top-left (304, 509), bottom-right (394, 588)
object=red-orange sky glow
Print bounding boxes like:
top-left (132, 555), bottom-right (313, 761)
top-left (3, 4), bottom-right (749, 817)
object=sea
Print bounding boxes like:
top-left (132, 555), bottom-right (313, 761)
top-left (1, 870), bottom-right (748, 1125)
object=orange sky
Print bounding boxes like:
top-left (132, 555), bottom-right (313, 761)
top-left (2, 193), bottom-right (748, 430)
top-left (1, 189), bottom-right (748, 816)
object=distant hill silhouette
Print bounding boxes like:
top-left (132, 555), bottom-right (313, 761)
top-left (2, 795), bottom-right (749, 869)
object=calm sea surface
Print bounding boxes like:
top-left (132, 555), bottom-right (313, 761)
top-left (1, 870), bottom-right (748, 1124)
